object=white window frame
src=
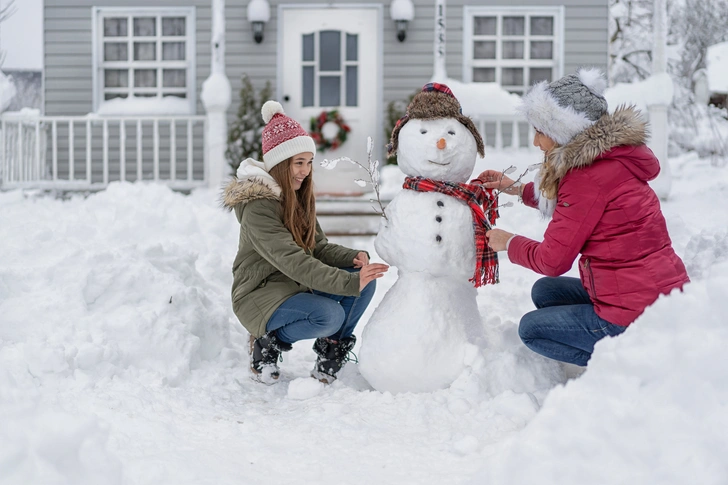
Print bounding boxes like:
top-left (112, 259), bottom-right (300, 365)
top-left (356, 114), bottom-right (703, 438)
top-left (92, 7), bottom-right (197, 114)
top-left (463, 6), bottom-right (564, 94)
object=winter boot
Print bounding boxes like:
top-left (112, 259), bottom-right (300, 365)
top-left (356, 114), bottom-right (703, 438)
top-left (248, 332), bottom-right (292, 385)
top-left (311, 336), bottom-right (357, 384)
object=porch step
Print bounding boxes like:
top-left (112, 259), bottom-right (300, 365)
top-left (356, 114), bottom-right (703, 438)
top-left (316, 196), bottom-right (388, 236)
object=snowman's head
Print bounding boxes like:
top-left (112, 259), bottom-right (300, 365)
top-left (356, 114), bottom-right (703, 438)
top-left (388, 84), bottom-right (485, 183)
top-left (397, 118), bottom-right (479, 182)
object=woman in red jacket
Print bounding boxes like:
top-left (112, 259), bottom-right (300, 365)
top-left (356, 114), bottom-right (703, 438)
top-left (480, 68), bottom-right (689, 366)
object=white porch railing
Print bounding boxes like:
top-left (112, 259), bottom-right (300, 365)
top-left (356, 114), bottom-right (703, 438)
top-left (0, 111), bottom-right (207, 191)
top-left (471, 114), bottom-right (537, 150)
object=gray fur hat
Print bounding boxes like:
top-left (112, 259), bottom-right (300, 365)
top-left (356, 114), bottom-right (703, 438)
top-left (518, 68), bottom-right (608, 145)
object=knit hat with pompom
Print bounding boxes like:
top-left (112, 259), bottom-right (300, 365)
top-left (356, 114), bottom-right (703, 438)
top-left (518, 68), bottom-right (609, 145)
top-left (260, 100), bottom-right (316, 171)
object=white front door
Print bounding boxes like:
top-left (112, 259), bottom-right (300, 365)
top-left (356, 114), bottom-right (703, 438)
top-left (280, 7), bottom-right (381, 195)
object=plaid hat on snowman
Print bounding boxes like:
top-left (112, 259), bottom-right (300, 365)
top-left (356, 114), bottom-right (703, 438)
top-left (518, 68), bottom-right (609, 146)
top-left (260, 100), bottom-right (316, 172)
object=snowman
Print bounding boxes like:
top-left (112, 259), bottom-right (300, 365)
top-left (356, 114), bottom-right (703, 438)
top-left (358, 84), bottom-right (498, 394)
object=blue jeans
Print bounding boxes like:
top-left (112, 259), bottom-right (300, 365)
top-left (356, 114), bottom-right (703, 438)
top-left (518, 277), bottom-right (627, 366)
top-left (266, 268), bottom-right (376, 344)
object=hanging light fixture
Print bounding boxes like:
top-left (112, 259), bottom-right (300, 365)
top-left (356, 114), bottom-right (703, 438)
top-left (247, 0), bottom-right (270, 44)
top-left (390, 0), bottom-right (415, 42)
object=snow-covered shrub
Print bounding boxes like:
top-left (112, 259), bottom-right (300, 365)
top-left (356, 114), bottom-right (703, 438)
top-left (225, 75), bottom-right (272, 174)
top-left (383, 91), bottom-right (417, 165)
top-left (670, 86), bottom-right (728, 165)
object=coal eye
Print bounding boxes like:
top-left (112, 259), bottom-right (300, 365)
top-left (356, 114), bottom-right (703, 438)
top-left (448, 130), bottom-right (456, 135)
top-left (420, 129), bottom-right (427, 134)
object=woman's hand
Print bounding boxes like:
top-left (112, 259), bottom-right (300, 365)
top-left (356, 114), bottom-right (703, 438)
top-left (353, 251), bottom-right (369, 268)
top-left (475, 169), bottom-right (521, 196)
top-left (486, 229), bottom-right (514, 252)
top-left (358, 263), bottom-right (389, 291)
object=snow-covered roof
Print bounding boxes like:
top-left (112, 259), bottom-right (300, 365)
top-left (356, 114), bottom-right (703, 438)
top-left (706, 42), bottom-right (728, 94)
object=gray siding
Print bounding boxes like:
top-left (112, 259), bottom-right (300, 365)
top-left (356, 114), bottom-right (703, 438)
top-left (44, 0), bottom-right (607, 179)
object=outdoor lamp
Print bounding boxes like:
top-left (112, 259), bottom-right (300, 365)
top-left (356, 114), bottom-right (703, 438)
top-left (390, 0), bottom-right (415, 42)
top-left (247, 0), bottom-right (270, 44)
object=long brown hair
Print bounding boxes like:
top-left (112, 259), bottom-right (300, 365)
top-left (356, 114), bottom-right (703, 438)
top-left (538, 148), bottom-right (560, 200)
top-left (269, 157), bottom-right (317, 250)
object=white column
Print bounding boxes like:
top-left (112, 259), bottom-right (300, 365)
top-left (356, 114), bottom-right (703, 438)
top-left (201, 0), bottom-right (232, 190)
top-left (432, 0), bottom-right (447, 81)
top-left (647, 0), bottom-right (671, 200)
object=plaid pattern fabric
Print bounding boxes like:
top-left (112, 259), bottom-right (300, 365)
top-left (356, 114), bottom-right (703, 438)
top-left (403, 177), bottom-right (499, 287)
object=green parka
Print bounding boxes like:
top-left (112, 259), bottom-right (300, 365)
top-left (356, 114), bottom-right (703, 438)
top-left (222, 160), bottom-right (363, 338)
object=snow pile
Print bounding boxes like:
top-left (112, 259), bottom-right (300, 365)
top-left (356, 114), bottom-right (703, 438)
top-left (430, 77), bottom-right (522, 117)
top-left (96, 96), bottom-right (192, 115)
top-left (604, 72), bottom-right (674, 114)
top-left (472, 259), bottom-right (728, 485)
top-left (0, 150), bottom-right (726, 484)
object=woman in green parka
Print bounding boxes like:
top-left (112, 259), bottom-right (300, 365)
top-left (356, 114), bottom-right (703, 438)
top-left (223, 100), bottom-right (388, 385)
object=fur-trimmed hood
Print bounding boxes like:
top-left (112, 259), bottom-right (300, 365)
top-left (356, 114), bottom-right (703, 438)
top-left (547, 105), bottom-right (649, 175)
top-left (534, 106), bottom-right (652, 217)
top-left (222, 158), bottom-right (281, 214)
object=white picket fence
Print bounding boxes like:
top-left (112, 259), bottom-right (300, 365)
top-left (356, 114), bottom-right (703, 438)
top-left (0, 111), bottom-right (207, 191)
top-left (0, 110), bottom-right (532, 192)
top-left (471, 114), bottom-right (536, 150)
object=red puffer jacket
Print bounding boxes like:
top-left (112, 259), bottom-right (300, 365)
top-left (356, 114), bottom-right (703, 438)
top-left (508, 108), bottom-right (689, 326)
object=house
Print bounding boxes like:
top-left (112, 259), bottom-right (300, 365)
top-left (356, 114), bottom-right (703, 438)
top-left (693, 42), bottom-right (728, 109)
top-left (2, 0), bottom-right (609, 192)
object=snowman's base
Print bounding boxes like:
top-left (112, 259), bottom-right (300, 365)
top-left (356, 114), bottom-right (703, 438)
top-left (358, 273), bottom-right (484, 394)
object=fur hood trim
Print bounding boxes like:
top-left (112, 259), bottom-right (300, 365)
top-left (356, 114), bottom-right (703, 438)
top-left (535, 106), bottom-right (648, 218)
top-left (222, 158), bottom-right (281, 210)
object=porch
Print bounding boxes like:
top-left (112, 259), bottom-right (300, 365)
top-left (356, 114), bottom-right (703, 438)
top-left (0, 110), bottom-right (531, 193)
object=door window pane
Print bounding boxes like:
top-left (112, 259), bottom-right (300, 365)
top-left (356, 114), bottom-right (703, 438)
top-left (502, 68), bottom-right (523, 86)
top-left (503, 16), bottom-right (524, 35)
top-left (530, 41), bottom-right (553, 60)
top-left (104, 18), bottom-right (127, 37)
top-left (104, 43), bottom-right (128, 61)
top-left (319, 76), bottom-right (340, 106)
top-left (473, 67), bottom-right (496, 82)
top-left (530, 68), bottom-right (552, 84)
top-left (302, 66), bottom-right (314, 107)
top-left (134, 42), bottom-right (156, 61)
top-left (105, 69), bottom-right (128, 88)
top-left (134, 17), bottom-right (156, 36)
top-left (502, 41), bottom-right (524, 59)
top-left (530, 16), bottom-right (553, 35)
top-left (134, 69), bottom-right (157, 87)
top-left (474, 41), bottom-right (496, 59)
top-left (474, 16), bottom-right (496, 35)
top-left (162, 17), bottom-right (186, 36)
top-left (319, 30), bottom-right (341, 72)
top-left (163, 69), bottom-right (186, 87)
top-left (346, 66), bottom-right (357, 106)
top-left (105, 93), bottom-right (128, 100)
top-left (302, 34), bottom-right (314, 62)
top-left (162, 42), bottom-right (185, 60)
top-left (346, 34), bottom-right (358, 62)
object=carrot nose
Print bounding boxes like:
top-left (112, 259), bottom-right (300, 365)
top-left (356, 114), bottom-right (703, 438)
top-left (437, 138), bottom-right (447, 150)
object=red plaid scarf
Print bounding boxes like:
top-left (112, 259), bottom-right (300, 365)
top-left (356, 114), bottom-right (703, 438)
top-left (403, 177), bottom-right (499, 287)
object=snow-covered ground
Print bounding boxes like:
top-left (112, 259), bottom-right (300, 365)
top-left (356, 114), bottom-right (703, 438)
top-left (1, 149), bottom-right (727, 485)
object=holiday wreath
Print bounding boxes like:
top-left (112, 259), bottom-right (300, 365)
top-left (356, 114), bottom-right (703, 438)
top-left (309, 110), bottom-right (351, 152)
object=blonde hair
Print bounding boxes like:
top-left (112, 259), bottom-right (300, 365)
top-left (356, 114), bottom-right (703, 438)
top-left (269, 158), bottom-right (317, 250)
top-left (537, 143), bottom-right (563, 200)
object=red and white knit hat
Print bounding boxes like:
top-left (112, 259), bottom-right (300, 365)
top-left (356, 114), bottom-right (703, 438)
top-left (261, 100), bottom-right (316, 171)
